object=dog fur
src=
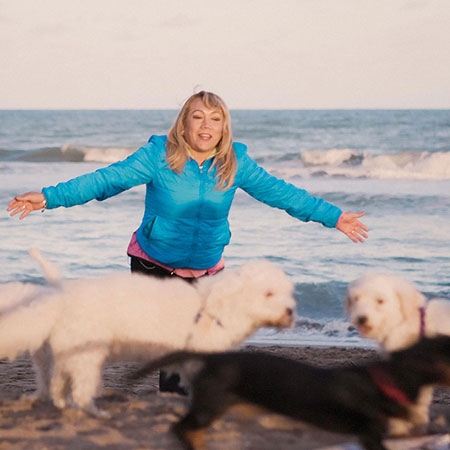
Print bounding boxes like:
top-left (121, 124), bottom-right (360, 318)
top-left (346, 271), bottom-right (450, 434)
top-left (0, 248), bottom-right (61, 400)
top-left (130, 336), bottom-right (450, 450)
top-left (0, 258), bottom-right (295, 417)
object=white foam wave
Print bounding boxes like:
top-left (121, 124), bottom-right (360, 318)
top-left (61, 144), bottom-right (136, 163)
top-left (298, 149), bottom-right (450, 180)
top-left (6, 144), bottom-right (450, 180)
top-left (301, 148), bottom-right (361, 167)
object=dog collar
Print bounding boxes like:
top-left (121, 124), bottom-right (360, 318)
top-left (185, 308), bottom-right (223, 348)
top-left (368, 366), bottom-right (414, 406)
top-left (194, 310), bottom-right (223, 328)
top-left (419, 306), bottom-right (426, 338)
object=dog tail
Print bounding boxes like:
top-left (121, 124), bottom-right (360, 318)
top-left (28, 248), bottom-right (62, 287)
top-left (0, 292), bottom-right (60, 360)
top-left (130, 351), bottom-right (205, 381)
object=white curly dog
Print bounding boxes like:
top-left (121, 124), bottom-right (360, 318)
top-left (0, 249), bottom-right (61, 401)
top-left (0, 256), bottom-right (295, 417)
top-left (346, 271), bottom-right (450, 435)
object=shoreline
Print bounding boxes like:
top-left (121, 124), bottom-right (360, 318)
top-left (245, 338), bottom-right (377, 349)
top-left (0, 344), bottom-right (449, 449)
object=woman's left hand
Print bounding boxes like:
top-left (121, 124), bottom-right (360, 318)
top-left (336, 211), bottom-right (369, 243)
top-left (7, 192), bottom-right (46, 220)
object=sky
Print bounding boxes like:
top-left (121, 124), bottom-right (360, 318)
top-left (1, 0), bottom-right (449, 109)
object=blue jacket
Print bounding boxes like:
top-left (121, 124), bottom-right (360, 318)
top-left (43, 135), bottom-right (342, 269)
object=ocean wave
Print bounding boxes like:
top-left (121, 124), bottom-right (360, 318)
top-left (1, 145), bottom-right (136, 163)
top-left (293, 148), bottom-right (450, 180)
top-left (1, 145), bottom-right (450, 180)
top-left (301, 148), bottom-right (364, 167)
top-left (247, 316), bottom-right (376, 348)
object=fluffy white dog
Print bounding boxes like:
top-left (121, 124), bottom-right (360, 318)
top-left (346, 271), bottom-right (450, 435)
top-left (0, 258), bottom-right (295, 417)
top-left (0, 249), bottom-right (61, 400)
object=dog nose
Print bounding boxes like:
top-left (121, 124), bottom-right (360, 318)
top-left (357, 316), bottom-right (367, 326)
top-left (275, 307), bottom-right (295, 328)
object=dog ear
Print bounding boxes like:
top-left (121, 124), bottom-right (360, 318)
top-left (345, 277), bottom-right (363, 314)
top-left (395, 277), bottom-right (426, 320)
top-left (344, 293), bottom-right (352, 314)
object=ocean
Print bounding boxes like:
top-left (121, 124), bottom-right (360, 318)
top-left (1, 109), bottom-right (449, 348)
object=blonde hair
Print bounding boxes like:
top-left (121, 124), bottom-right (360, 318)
top-left (167, 91), bottom-right (236, 189)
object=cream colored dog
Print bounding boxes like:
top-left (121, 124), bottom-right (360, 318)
top-left (0, 258), bottom-right (295, 417)
top-left (0, 249), bottom-right (61, 400)
top-left (346, 271), bottom-right (450, 435)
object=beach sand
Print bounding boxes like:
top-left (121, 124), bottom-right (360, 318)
top-left (0, 345), bottom-right (449, 450)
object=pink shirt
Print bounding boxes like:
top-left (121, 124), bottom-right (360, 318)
top-left (127, 232), bottom-right (225, 279)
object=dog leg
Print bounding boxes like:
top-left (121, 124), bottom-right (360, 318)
top-left (173, 415), bottom-right (207, 450)
top-left (50, 363), bottom-right (71, 409)
top-left (173, 374), bottom-right (234, 450)
top-left (408, 387), bottom-right (432, 432)
top-left (387, 417), bottom-right (414, 437)
top-left (68, 351), bottom-right (110, 418)
top-left (30, 343), bottom-right (53, 401)
top-left (387, 396), bottom-right (431, 437)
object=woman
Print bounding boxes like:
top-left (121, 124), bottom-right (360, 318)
top-left (8, 91), bottom-right (368, 391)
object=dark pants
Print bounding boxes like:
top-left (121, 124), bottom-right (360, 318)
top-left (129, 255), bottom-right (191, 395)
top-left (129, 256), bottom-right (196, 284)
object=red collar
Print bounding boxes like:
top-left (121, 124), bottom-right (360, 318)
top-left (368, 366), bottom-right (414, 406)
top-left (419, 306), bottom-right (426, 337)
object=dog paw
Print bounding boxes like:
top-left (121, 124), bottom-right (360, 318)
top-left (82, 404), bottom-right (112, 419)
top-left (387, 418), bottom-right (413, 436)
top-left (53, 398), bottom-right (68, 409)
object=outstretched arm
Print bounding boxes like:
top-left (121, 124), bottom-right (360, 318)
top-left (7, 192), bottom-right (46, 220)
top-left (336, 211), bottom-right (368, 243)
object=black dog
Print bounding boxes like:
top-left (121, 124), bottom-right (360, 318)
top-left (131, 336), bottom-right (450, 450)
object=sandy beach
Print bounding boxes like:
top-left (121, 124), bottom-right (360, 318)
top-left (0, 345), bottom-right (449, 450)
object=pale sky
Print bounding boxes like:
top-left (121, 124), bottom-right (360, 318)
top-left (1, 0), bottom-right (449, 109)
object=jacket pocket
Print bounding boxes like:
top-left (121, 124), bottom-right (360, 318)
top-left (141, 216), bottom-right (157, 241)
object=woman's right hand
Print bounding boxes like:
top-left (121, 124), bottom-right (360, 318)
top-left (7, 192), bottom-right (47, 220)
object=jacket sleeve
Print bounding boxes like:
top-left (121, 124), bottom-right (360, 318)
top-left (236, 147), bottom-right (342, 228)
top-left (42, 136), bottom-right (162, 209)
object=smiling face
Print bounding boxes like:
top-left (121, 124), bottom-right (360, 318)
top-left (183, 98), bottom-right (224, 164)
